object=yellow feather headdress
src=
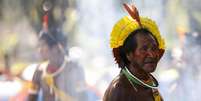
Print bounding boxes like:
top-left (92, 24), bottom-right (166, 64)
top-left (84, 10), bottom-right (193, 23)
top-left (110, 3), bottom-right (165, 49)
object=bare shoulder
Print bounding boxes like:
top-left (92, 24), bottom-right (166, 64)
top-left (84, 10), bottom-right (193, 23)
top-left (63, 59), bottom-right (86, 80)
top-left (66, 59), bottom-right (83, 71)
top-left (103, 74), bottom-right (134, 101)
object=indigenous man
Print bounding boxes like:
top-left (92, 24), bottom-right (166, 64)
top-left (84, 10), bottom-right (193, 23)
top-left (103, 3), bottom-right (165, 101)
top-left (28, 30), bottom-right (88, 101)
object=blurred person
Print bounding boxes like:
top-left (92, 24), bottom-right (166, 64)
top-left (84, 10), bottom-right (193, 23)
top-left (28, 30), bottom-right (88, 101)
top-left (103, 3), bottom-right (165, 101)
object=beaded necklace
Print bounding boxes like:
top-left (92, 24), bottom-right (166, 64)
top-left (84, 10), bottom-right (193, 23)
top-left (122, 67), bottom-right (162, 101)
top-left (122, 67), bottom-right (158, 89)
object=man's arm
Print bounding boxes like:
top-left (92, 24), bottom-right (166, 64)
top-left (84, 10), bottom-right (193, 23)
top-left (28, 68), bottom-right (41, 101)
top-left (28, 93), bottom-right (38, 101)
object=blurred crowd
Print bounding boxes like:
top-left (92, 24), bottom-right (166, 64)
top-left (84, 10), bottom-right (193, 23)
top-left (0, 0), bottom-right (201, 101)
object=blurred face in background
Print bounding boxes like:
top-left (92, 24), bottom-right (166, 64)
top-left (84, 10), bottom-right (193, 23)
top-left (38, 39), bottom-right (50, 61)
top-left (38, 39), bottom-right (62, 65)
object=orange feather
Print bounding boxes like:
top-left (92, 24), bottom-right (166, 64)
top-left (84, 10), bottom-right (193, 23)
top-left (123, 3), bottom-right (142, 27)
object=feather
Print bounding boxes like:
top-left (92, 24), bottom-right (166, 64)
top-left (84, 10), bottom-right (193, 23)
top-left (43, 14), bottom-right (49, 32)
top-left (123, 3), bottom-right (142, 27)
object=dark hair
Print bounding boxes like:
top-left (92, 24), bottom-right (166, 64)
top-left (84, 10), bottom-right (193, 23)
top-left (112, 28), bottom-right (156, 68)
top-left (39, 30), bottom-right (67, 49)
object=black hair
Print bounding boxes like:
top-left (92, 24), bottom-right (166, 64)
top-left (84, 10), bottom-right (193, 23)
top-left (113, 28), bottom-right (157, 68)
top-left (39, 30), bottom-right (67, 49)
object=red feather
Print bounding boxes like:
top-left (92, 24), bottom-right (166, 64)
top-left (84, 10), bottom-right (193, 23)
top-left (123, 3), bottom-right (142, 27)
top-left (43, 14), bottom-right (48, 32)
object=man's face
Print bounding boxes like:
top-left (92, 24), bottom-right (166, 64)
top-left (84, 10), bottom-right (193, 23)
top-left (38, 39), bottom-right (61, 63)
top-left (38, 40), bottom-right (50, 61)
top-left (128, 33), bottom-right (162, 73)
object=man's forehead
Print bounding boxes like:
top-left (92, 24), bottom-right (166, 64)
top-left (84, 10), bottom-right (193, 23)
top-left (135, 33), bottom-right (158, 45)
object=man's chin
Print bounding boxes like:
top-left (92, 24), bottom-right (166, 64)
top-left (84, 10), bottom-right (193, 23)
top-left (143, 63), bottom-right (157, 73)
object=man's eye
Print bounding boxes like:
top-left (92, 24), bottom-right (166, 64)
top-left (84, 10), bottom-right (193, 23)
top-left (151, 46), bottom-right (159, 51)
top-left (141, 45), bottom-right (148, 51)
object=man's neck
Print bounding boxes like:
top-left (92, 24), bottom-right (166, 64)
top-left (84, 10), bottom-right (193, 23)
top-left (128, 64), bottom-right (150, 81)
top-left (47, 56), bottom-right (65, 74)
top-left (48, 56), bottom-right (65, 68)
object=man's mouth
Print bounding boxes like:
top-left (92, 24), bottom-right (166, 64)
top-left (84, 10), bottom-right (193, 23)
top-left (144, 60), bottom-right (157, 65)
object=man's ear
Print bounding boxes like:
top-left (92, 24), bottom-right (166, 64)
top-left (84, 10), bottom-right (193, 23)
top-left (158, 49), bottom-right (165, 60)
top-left (126, 52), bottom-right (133, 62)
